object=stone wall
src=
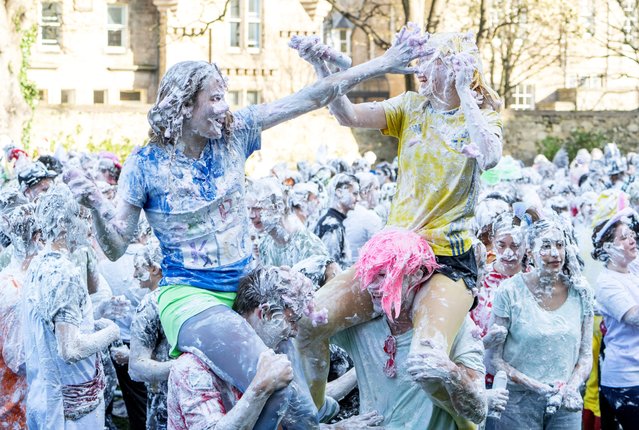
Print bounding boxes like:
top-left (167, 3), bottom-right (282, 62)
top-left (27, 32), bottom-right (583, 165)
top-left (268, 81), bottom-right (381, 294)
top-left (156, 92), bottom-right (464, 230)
top-left (354, 109), bottom-right (639, 166)
top-left (502, 109), bottom-right (639, 164)
top-left (29, 105), bottom-right (639, 169)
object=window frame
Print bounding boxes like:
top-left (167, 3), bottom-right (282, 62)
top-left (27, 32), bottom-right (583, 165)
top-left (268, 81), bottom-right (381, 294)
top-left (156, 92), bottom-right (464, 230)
top-left (226, 0), bottom-right (262, 53)
top-left (106, 3), bottom-right (128, 53)
top-left (39, 1), bottom-right (62, 48)
top-left (510, 83), bottom-right (535, 110)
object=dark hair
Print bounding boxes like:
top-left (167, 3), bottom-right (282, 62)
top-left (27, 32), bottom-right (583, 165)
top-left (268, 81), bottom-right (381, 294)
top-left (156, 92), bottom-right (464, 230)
top-left (233, 266), bottom-right (313, 317)
top-left (591, 220), bottom-right (623, 262)
top-left (332, 173), bottom-right (359, 192)
top-left (37, 155), bottom-right (63, 174)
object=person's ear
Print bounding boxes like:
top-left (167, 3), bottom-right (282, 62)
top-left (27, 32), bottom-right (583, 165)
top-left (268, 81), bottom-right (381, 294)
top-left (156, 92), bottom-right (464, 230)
top-left (150, 265), bottom-right (162, 277)
top-left (182, 102), bottom-right (194, 119)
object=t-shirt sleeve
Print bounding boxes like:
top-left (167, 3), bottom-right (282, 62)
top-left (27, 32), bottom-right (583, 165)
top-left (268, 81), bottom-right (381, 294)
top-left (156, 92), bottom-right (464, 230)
top-left (49, 270), bottom-right (84, 327)
top-left (380, 93), bottom-right (407, 138)
top-left (450, 317), bottom-right (485, 374)
top-left (491, 278), bottom-right (514, 320)
top-left (117, 149), bottom-right (147, 208)
top-left (130, 293), bottom-right (161, 350)
top-left (232, 105), bottom-right (262, 158)
top-left (596, 273), bottom-right (637, 322)
top-left (481, 109), bottom-right (503, 140)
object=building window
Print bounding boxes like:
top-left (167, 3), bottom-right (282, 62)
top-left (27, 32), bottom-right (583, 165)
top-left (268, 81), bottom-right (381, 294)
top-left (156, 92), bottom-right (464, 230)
top-left (120, 90), bottom-right (142, 102)
top-left (510, 83), bottom-right (535, 110)
top-left (246, 90), bottom-right (260, 105)
top-left (40, 2), bottom-right (62, 46)
top-left (227, 0), bottom-right (261, 51)
top-left (107, 4), bottom-right (127, 48)
top-left (247, 0), bottom-right (261, 49)
top-left (61, 89), bottom-right (75, 104)
top-left (228, 0), bottom-right (241, 48)
top-left (228, 90), bottom-right (240, 107)
top-left (38, 89), bottom-right (48, 104)
top-left (330, 28), bottom-right (352, 56)
top-left (94, 90), bottom-right (107, 104)
top-left (572, 74), bottom-right (606, 89)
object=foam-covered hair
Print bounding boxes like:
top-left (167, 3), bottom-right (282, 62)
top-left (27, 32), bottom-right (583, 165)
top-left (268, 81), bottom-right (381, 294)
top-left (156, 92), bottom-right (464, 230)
top-left (427, 32), bottom-right (501, 110)
top-left (148, 61), bottom-right (232, 145)
top-left (356, 228), bottom-right (439, 320)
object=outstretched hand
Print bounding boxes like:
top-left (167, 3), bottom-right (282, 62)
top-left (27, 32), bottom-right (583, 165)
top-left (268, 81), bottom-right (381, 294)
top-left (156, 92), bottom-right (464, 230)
top-left (384, 23), bottom-right (431, 74)
top-left (290, 35), bottom-right (352, 70)
top-left (451, 52), bottom-right (476, 92)
top-left (63, 168), bottom-right (103, 209)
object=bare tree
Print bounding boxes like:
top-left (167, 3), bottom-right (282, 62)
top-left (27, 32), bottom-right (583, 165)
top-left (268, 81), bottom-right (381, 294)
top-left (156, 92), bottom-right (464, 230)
top-left (597, 0), bottom-right (639, 65)
top-left (324, 0), bottom-right (439, 91)
top-left (466, 0), bottom-right (580, 107)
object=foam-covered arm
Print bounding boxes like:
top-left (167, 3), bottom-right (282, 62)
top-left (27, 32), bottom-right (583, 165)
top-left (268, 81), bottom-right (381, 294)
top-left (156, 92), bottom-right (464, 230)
top-left (293, 37), bottom-right (388, 129)
top-left (258, 24), bottom-right (428, 131)
top-left (90, 198), bottom-right (141, 261)
top-left (457, 88), bottom-right (501, 170)
top-left (64, 170), bottom-right (140, 261)
top-left (490, 316), bottom-right (555, 396)
top-left (325, 367), bottom-right (357, 401)
top-left (55, 319), bottom-right (120, 363)
top-left (407, 344), bottom-right (487, 423)
top-left (128, 336), bottom-right (172, 384)
top-left (562, 315), bottom-right (593, 411)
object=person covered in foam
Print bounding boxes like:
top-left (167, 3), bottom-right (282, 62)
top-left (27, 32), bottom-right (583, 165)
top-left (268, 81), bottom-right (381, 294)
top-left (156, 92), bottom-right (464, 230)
top-left (487, 215), bottom-right (594, 429)
top-left (0, 197), bottom-right (38, 429)
top-left (21, 184), bottom-right (121, 429)
top-left (293, 28), bottom-right (502, 424)
top-left (62, 26), bottom-right (430, 429)
top-left (591, 198), bottom-right (639, 429)
top-left (331, 228), bottom-right (491, 429)
top-left (246, 177), bottom-right (338, 288)
top-left (167, 265), bottom-right (383, 430)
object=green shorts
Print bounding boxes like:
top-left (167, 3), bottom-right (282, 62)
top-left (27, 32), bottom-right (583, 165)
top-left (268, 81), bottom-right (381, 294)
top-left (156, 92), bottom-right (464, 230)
top-left (157, 284), bottom-right (236, 358)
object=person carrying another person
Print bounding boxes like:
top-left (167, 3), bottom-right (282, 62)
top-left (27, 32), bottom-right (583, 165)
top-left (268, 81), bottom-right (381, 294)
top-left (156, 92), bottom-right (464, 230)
top-left (64, 27), bottom-right (430, 429)
top-left (167, 265), bottom-right (383, 430)
top-left (293, 29), bottom-right (502, 425)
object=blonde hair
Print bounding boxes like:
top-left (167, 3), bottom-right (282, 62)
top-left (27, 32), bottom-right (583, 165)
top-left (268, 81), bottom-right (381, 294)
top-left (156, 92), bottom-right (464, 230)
top-left (427, 32), bottom-right (502, 110)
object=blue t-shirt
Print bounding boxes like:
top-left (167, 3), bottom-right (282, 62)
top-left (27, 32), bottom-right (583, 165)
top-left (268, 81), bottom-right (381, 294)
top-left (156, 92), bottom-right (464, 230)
top-left (118, 106), bottom-right (261, 291)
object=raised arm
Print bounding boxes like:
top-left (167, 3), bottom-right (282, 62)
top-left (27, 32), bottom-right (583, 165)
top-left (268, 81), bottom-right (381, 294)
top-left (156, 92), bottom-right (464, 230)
top-left (293, 37), bottom-right (388, 129)
top-left (64, 170), bottom-right (141, 261)
top-left (452, 54), bottom-right (502, 170)
top-left (257, 24), bottom-right (428, 131)
top-left (55, 318), bottom-right (120, 363)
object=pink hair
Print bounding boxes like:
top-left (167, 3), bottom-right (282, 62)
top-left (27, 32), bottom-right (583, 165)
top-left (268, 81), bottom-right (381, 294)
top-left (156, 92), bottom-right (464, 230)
top-left (355, 228), bottom-right (439, 320)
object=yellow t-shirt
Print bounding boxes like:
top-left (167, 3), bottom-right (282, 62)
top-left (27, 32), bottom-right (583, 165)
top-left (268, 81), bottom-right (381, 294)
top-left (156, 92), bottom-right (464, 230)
top-left (382, 92), bottom-right (503, 257)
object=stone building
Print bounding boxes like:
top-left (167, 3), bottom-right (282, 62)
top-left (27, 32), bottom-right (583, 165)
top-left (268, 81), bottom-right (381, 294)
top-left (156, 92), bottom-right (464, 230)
top-left (25, 0), bottom-right (639, 165)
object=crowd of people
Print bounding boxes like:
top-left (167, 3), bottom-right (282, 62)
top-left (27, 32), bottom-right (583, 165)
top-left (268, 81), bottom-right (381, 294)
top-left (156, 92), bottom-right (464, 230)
top-left (0, 24), bottom-right (637, 430)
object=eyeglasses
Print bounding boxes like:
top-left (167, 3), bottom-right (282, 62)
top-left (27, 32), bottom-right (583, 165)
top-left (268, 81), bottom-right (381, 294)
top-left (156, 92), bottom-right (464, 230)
top-left (383, 335), bottom-right (397, 378)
